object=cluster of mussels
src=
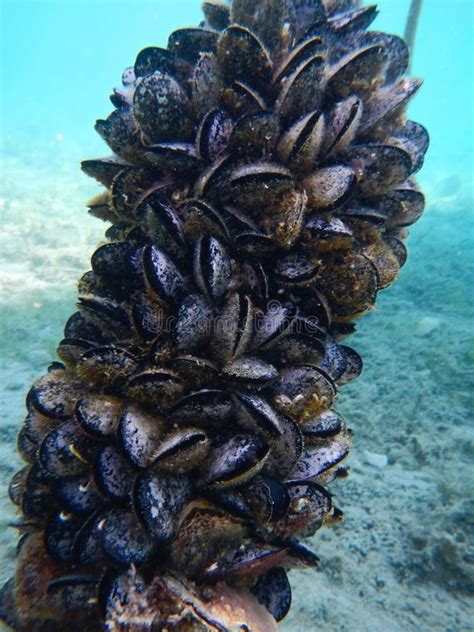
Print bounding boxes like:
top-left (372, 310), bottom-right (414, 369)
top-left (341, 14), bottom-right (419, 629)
top-left (2, 0), bottom-right (428, 630)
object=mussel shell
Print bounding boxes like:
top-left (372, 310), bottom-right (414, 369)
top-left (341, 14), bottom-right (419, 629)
top-left (222, 356), bottom-right (279, 388)
top-left (276, 481), bottom-right (332, 537)
top-left (77, 346), bottom-right (138, 388)
top-left (274, 252), bottom-right (320, 286)
top-left (168, 27), bottom-right (219, 63)
top-left (171, 389), bottom-right (233, 427)
top-left (44, 512), bottom-right (85, 562)
top-left (133, 71), bottom-right (192, 144)
top-left (303, 165), bottom-right (356, 210)
top-left (133, 471), bottom-right (191, 541)
top-left (58, 475), bottom-right (102, 514)
top-left (301, 409), bottom-right (344, 438)
top-left (272, 365), bottom-right (336, 420)
top-left (233, 393), bottom-right (284, 437)
top-left (102, 508), bottom-right (154, 565)
top-left (150, 428), bottom-right (209, 473)
top-left (229, 112), bottom-right (281, 158)
top-left (76, 395), bottom-right (123, 439)
top-left (74, 512), bottom-right (106, 565)
top-left (39, 421), bottom-right (94, 479)
top-left (277, 55), bottom-right (325, 122)
top-left (217, 25), bottom-right (273, 90)
top-left (27, 372), bottom-right (80, 420)
top-left (172, 294), bottom-right (214, 352)
top-left (143, 244), bottom-right (189, 303)
top-left (212, 292), bottom-right (254, 364)
top-left (118, 406), bottom-right (165, 468)
top-left (95, 445), bottom-right (134, 500)
top-left (223, 162), bottom-right (294, 211)
top-left (194, 236), bottom-right (232, 302)
top-left (202, 1), bottom-right (230, 30)
top-left (134, 46), bottom-right (175, 78)
top-left (202, 434), bottom-right (270, 488)
top-left (252, 567), bottom-right (292, 622)
top-left (287, 433), bottom-right (351, 483)
top-left (81, 157), bottom-right (130, 188)
top-left (328, 45), bottom-right (387, 99)
top-left (196, 108), bottom-right (233, 163)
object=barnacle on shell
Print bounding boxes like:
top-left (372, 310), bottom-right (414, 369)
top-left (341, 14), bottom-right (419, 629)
top-left (1, 0), bottom-right (428, 630)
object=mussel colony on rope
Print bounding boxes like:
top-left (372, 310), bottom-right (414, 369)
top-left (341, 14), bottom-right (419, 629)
top-left (1, 0), bottom-right (428, 630)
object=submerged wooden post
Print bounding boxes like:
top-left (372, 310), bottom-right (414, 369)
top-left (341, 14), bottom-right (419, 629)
top-left (405, 0), bottom-right (424, 71)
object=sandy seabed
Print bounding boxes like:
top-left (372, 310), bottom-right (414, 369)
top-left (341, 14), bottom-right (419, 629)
top-left (0, 144), bottom-right (472, 632)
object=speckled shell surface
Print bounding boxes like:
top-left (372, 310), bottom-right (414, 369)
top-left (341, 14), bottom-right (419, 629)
top-left (1, 0), bottom-right (427, 630)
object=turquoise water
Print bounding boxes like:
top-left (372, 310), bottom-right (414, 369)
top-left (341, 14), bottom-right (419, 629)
top-left (0, 1), bottom-right (473, 630)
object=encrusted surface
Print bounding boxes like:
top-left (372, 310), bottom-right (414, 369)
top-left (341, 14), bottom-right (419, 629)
top-left (1, 0), bottom-right (429, 629)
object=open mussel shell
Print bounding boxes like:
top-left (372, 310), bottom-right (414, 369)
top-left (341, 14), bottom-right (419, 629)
top-left (287, 432), bottom-right (351, 484)
top-left (150, 428), bottom-right (209, 473)
top-left (222, 162), bottom-right (294, 211)
top-left (212, 292), bottom-right (253, 365)
top-left (142, 142), bottom-right (201, 173)
top-left (239, 474), bottom-right (291, 523)
top-left (221, 79), bottom-right (267, 116)
top-left (133, 471), bottom-right (191, 541)
top-left (201, 434), bottom-right (270, 489)
top-left (182, 199), bottom-right (230, 243)
top-left (196, 108), bottom-right (233, 163)
top-left (194, 235), bottom-right (232, 302)
top-left (277, 54), bottom-right (325, 122)
top-left (204, 541), bottom-right (289, 583)
top-left (328, 4), bottom-right (378, 34)
top-left (102, 508), bottom-right (154, 565)
top-left (275, 481), bottom-right (333, 537)
top-left (361, 76), bottom-right (423, 134)
top-left (171, 503), bottom-right (246, 576)
top-left (233, 393), bottom-right (284, 437)
top-left (277, 109), bottom-right (323, 173)
top-left (262, 413), bottom-right (303, 480)
top-left (81, 157), bottom-right (130, 188)
top-left (252, 566), bottom-right (292, 622)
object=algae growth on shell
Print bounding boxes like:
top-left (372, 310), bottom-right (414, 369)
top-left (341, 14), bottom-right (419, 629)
top-left (0, 0), bottom-right (428, 629)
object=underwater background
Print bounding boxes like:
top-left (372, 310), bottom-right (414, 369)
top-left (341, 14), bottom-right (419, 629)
top-left (0, 1), bottom-right (472, 630)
